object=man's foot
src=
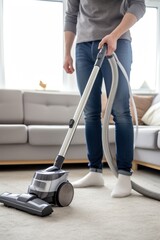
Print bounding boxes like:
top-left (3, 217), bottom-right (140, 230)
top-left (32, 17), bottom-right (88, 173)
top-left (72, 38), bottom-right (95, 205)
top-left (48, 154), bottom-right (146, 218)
top-left (111, 174), bottom-right (132, 198)
top-left (72, 172), bottom-right (104, 188)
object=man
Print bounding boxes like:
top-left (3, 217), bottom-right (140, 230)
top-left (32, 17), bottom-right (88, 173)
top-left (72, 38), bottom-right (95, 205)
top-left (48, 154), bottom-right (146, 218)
top-left (63, 0), bottom-right (146, 197)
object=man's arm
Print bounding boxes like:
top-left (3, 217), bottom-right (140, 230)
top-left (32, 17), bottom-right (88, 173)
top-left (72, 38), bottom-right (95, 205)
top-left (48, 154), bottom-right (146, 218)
top-left (63, 0), bottom-right (79, 73)
top-left (98, 12), bottom-right (137, 56)
top-left (99, 0), bottom-right (146, 56)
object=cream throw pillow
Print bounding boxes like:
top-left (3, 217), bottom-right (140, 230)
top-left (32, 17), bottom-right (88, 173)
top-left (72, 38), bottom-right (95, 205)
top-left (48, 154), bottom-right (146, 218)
top-left (142, 102), bottom-right (160, 125)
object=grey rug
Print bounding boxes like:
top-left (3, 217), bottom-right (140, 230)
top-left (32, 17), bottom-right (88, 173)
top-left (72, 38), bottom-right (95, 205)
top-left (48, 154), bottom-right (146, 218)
top-left (0, 165), bottom-right (160, 240)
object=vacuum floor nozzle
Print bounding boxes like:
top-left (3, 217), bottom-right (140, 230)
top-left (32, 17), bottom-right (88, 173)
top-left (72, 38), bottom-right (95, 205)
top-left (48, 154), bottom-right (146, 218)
top-left (0, 192), bottom-right (53, 217)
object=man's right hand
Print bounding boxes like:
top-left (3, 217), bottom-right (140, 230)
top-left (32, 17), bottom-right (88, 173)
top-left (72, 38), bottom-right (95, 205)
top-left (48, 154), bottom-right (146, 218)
top-left (63, 55), bottom-right (75, 74)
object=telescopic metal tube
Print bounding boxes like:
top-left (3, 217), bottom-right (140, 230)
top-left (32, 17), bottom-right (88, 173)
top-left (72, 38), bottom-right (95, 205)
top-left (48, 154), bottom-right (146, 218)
top-left (57, 45), bottom-right (107, 159)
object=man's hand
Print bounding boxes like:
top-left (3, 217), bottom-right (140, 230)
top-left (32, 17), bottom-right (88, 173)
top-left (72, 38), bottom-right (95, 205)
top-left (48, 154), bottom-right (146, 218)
top-left (63, 55), bottom-right (75, 74)
top-left (98, 34), bottom-right (117, 56)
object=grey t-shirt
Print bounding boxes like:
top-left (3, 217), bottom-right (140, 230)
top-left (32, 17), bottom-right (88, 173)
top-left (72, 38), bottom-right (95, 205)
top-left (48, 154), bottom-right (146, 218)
top-left (64, 0), bottom-right (146, 43)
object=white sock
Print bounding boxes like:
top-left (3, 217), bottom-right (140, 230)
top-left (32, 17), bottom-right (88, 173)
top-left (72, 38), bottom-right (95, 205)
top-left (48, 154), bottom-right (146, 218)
top-left (111, 174), bottom-right (132, 198)
top-left (72, 172), bottom-right (104, 188)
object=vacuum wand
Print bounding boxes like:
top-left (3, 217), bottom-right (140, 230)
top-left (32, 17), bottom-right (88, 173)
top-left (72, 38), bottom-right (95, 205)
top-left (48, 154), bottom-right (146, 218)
top-left (49, 45), bottom-right (108, 171)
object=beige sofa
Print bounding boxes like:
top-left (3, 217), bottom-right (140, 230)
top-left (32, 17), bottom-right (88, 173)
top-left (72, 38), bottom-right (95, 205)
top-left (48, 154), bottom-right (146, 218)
top-left (0, 90), bottom-right (87, 165)
top-left (0, 89), bottom-right (160, 171)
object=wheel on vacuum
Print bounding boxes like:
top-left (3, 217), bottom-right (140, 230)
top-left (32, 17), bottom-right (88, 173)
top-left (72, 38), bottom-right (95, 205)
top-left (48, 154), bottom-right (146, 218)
top-left (56, 181), bottom-right (74, 207)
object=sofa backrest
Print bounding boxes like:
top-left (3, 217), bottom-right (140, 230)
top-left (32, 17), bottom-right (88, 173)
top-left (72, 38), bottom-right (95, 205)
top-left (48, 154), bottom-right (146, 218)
top-left (23, 91), bottom-right (84, 125)
top-left (0, 89), bottom-right (23, 123)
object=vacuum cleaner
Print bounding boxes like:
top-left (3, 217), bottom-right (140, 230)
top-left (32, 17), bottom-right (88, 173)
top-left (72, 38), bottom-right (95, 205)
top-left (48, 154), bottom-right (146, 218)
top-left (0, 45), bottom-right (160, 217)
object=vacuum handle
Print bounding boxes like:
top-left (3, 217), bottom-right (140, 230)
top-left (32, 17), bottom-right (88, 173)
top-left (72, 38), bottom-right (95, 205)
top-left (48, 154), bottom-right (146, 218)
top-left (95, 44), bottom-right (107, 67)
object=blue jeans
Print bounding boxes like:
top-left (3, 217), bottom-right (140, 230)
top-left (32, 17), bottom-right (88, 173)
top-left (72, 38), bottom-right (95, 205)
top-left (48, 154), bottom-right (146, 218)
top-left (76, 40), bottom-right (133, 175)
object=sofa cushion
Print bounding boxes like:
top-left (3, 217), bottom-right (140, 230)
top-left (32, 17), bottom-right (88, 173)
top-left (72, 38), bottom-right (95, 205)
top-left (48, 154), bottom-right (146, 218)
top-left (135, 126), bottom-right (159, 149)
top-left (29, 125), bottom-right (116, 146)
top-left (23, 91), bottom-right (84, 125)
top-left (28, 125), bottom-right (85, 145)
top-left (130, 95), bottom-right (154, 125)
top-left (0, 90), bottom-right (23, 123)
top-left (0, 125), bottom-right (27, 144)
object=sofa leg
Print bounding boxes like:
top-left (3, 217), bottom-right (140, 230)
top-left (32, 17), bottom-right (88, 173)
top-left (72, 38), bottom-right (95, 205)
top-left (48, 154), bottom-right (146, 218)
top-left (132, 161), bottom-right (138, 171)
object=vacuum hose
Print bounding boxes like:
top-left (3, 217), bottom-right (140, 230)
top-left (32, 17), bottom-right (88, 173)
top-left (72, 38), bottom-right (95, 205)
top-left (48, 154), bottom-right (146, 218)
top-left (102, 53), bottom-right (160, 201)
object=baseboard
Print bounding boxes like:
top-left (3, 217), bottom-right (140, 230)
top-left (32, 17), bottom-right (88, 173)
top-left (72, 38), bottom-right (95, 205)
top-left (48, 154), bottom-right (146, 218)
top-left (133, 160), bottom-right (160, 171)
